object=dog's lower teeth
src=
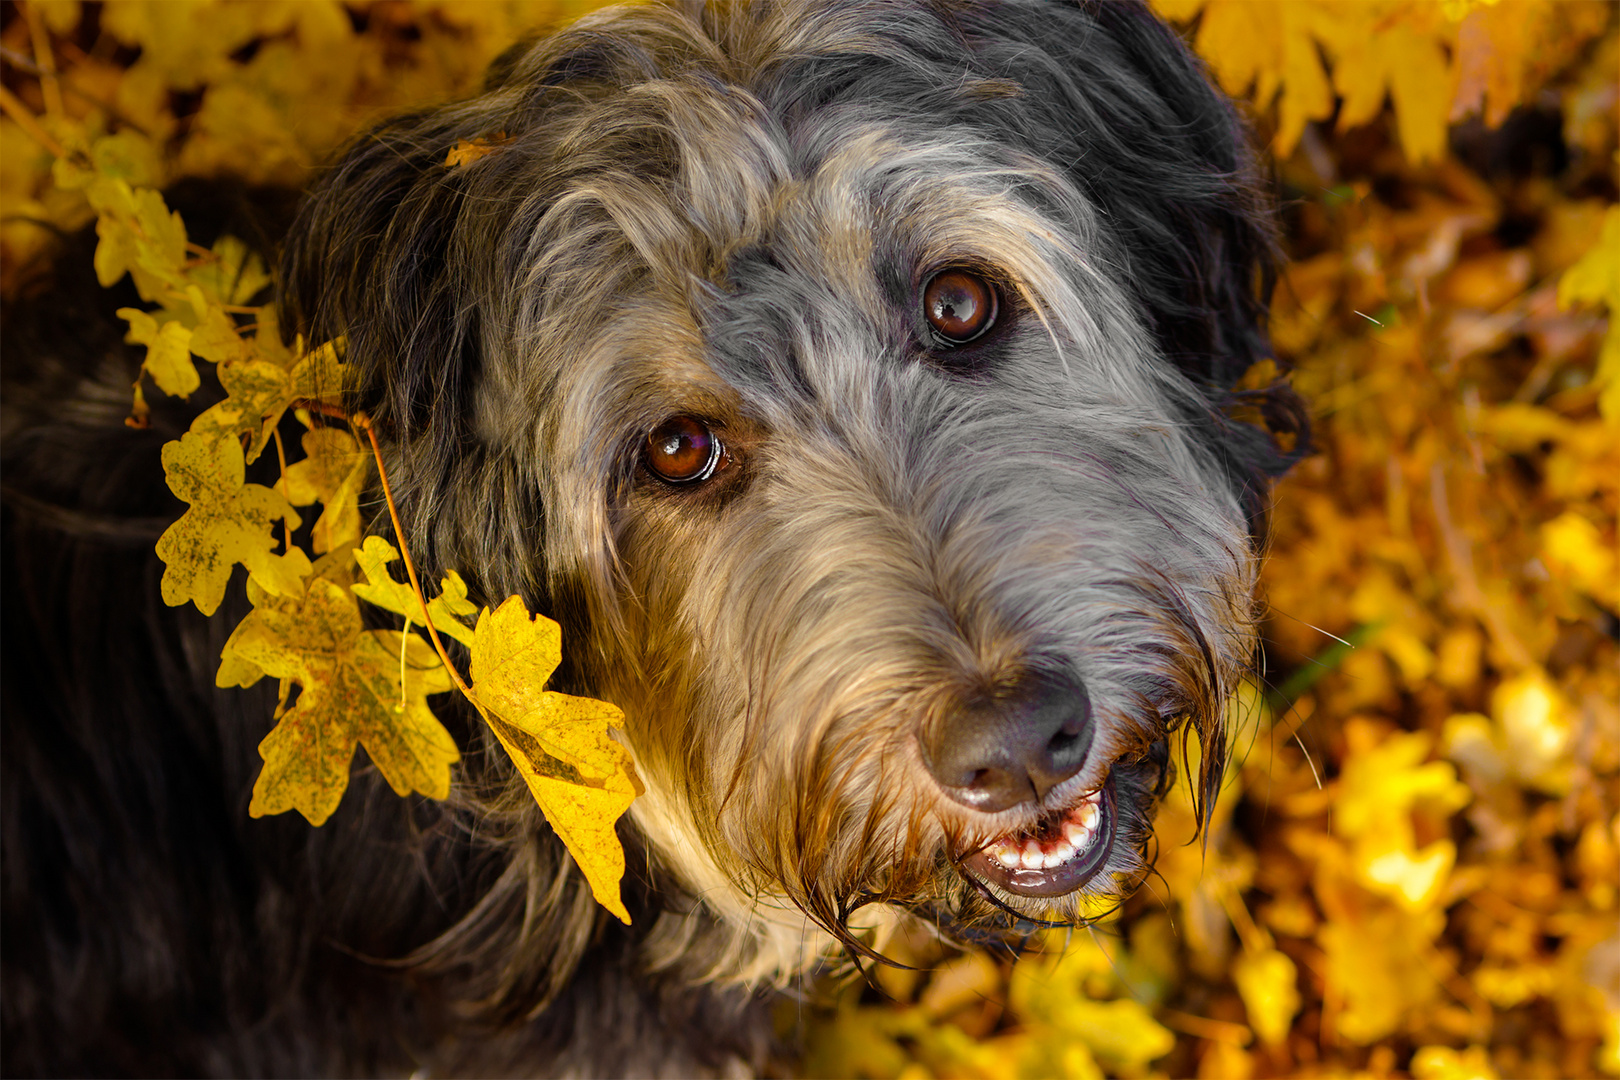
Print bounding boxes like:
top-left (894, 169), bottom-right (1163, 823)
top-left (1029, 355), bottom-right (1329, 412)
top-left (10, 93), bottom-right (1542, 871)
top-left (986, 797), bottom-right (1105, 874)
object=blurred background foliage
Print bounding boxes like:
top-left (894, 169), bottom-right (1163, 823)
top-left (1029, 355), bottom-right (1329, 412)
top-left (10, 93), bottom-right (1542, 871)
top-left (1, 1), bottom-right (1615, 1077)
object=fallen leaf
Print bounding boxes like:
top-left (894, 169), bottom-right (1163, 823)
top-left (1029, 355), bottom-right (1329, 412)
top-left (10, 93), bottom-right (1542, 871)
top-left (444, 134), bottom-right (509, 167)
top-left (1232, 946), bottom-right (1300, 1046)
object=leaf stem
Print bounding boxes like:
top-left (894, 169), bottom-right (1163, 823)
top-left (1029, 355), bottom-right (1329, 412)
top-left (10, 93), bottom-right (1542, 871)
top-left (0, 44), bottom-right (149, 134)
top-left (270, 426), bottom-right (293, 551)
top-left (22, 3), bottom-right (63, 120)
top-left (356, 414), bottom-right (476, 701)
top-left (289, 398), bottom-right (350, 421)
top-left (0, 83), bottom-right (67, 159)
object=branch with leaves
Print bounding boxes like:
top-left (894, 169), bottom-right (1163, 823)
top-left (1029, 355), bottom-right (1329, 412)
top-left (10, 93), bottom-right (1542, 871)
top-left (50, 128), bottom-right (642, 924)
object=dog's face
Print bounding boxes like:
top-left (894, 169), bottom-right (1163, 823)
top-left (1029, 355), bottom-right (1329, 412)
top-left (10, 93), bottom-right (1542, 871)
top-left (283, 0), bottom-right (1302, 970)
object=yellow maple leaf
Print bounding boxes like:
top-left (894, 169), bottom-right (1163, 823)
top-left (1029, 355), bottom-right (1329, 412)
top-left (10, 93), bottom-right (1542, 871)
top-left (351, 536), bottom-right (478, 648)
top-left (155, 431), bottom-right (311, 616)
top-left (1336, 727), bottom-right (1471, 837)
top-left (468, 597), bottom-right (640, 924)
top-left (87, 178), bottom-right (188, 298)
top-left (1161, 0), bottom-right (1335, 158)
top-left (188, 337), bottom-right (340, 464)
top-left (283, 427), bottom-right (368, 554)
top-left (1490, 669), bottom-right (1577, 795)
top-left (223, 578), bottom-right (457, 826)
top-left (1541, 511), bottom-right (1620, 608)
top-left (117, 307), bottom-right (198, 398)
top-left (1335, 724), bottom-right (1470, 907)
top-left (182, 286), bottom-right (249, 366)
top-left (1557, 205), bottom-right (1620, 422)
top-left (1233, 945), bottom-right (1301, 1046)
top-left (188, 234), bottom-right (273, 307)
top-left (1009, 935), bottom-right (1176, 1074)
top-left (1320, 906), bottom-right (1448, 1043)
top-left (1360, 837), bottom-right (1458, 910)
top-left (1326, 4), bottom-right (1455, 164)
top-left (444, 135), bottom-right (510, 168)
top-left (1155, 1), bottom-right (1471, 163)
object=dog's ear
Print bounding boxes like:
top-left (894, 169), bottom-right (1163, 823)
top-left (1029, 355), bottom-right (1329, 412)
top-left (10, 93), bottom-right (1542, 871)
top-left (278, 97), bottom-right (559, 594)
top-left (957, 0), bottom-right (1309, 503)
top-left (280, 106), bottom-right (492, 460)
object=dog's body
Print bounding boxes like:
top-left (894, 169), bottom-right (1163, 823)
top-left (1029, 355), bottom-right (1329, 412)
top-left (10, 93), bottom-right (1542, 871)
top-left (2, 1), bottom-right (1303, 1075)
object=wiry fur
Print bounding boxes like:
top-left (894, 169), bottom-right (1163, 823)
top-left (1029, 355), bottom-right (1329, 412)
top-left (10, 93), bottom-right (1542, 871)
top-left (2, 1), bottom-right (1304, 1075)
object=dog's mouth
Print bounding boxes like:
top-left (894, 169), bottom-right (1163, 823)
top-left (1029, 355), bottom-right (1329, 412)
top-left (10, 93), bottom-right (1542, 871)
top-left (960, 777), bottom-right (1115, 898)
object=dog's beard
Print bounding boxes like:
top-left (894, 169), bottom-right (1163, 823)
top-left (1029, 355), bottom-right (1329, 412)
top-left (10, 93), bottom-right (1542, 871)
top-left (588, 374), bottom-right (1255, 958)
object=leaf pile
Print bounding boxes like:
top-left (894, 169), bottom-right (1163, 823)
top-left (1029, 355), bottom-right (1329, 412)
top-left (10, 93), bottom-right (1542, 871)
top-left (2, 1), bottom-right (1615, 1075)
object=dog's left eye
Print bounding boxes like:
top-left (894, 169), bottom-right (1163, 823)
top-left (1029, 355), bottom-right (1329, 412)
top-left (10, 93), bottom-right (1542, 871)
top-left (923, 269), bottom-right (998, 345)
top-left (645, 416), bottom-right (724, 484)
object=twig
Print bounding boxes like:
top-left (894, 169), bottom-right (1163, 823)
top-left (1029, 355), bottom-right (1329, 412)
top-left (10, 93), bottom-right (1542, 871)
top-left (270, 426), bottom-right (293, 551)
top-left (356, 413), bottom-right (478, 702)
top-left (22, 4), bottom-right (63, 120)
top-left (0, 83), bottom-right (68, 159)
top-left (289, 398), bottom-right (350, 421)
top-left (0, 45), bottom-right (151, 135)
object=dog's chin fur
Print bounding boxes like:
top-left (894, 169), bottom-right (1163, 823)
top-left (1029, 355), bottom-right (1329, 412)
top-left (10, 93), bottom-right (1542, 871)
top-left (2, 1), bottom-right (1305, 1075)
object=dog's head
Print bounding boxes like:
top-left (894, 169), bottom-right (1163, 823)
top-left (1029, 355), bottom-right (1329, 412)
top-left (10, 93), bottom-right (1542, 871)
top-left (283, 0), bottom-right (1303, 971)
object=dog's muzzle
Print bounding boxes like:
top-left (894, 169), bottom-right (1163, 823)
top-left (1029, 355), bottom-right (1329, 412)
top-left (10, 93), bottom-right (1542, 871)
top-left (923, 671), bottom-right (1116, 897)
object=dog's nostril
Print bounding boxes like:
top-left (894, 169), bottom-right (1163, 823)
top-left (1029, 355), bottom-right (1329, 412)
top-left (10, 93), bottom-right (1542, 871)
top-left (924, 670), bottom-right (1092, 813)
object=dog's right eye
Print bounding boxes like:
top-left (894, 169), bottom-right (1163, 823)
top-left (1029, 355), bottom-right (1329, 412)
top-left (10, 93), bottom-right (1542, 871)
top-left (923, 269), bottom-right (998, 345)
top-left (645, 416), bottom-right (724, 484)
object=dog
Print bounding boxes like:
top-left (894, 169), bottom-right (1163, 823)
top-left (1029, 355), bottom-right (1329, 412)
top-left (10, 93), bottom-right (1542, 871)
top-left (1, 0), bottom-right (1306, 1074)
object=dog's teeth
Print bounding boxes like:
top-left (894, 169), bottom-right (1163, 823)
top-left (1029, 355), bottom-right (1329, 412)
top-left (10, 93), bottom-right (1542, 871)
top-left (1063, 819), bottom-right (1089, 846)
top-left (992, 843), bottom-right (1022, 869)
top-left (1042, 845), bottom-right (1074, 868)
top-left (1020, 839), bottom-right (1045, 870)
top-left (1078, 802), bottom-right (1100, 830)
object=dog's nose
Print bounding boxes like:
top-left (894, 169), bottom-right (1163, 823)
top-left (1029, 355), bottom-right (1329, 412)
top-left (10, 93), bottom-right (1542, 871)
top-left (923, 672), bottom-right (1092, 813)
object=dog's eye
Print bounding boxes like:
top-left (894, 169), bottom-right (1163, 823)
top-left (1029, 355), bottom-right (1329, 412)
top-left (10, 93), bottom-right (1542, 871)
top-left (923, 269), bottom-right (998, 345)
top-left (645, 416), bottom-right (723, 483)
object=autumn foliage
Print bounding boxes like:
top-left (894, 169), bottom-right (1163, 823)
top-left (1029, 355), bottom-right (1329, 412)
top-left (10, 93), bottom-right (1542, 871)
top-left (1, 2), bottom-right (1615, 1077)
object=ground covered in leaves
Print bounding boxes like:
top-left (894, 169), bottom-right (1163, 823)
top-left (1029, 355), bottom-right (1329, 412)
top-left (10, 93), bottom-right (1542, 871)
top-left (2, 3), bottom-right (1615, 1078)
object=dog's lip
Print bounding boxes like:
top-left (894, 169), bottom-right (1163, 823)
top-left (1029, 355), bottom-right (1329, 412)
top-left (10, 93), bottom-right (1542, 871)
top-left (959, 777), bottom-right (1116, 898)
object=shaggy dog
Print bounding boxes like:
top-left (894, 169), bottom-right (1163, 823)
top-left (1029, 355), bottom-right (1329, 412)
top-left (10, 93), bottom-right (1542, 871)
top-left (1, 0), bottom-right (1304, 1074)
